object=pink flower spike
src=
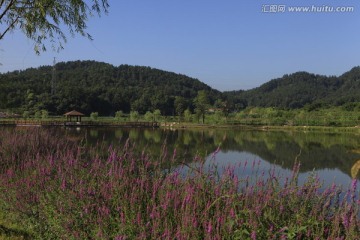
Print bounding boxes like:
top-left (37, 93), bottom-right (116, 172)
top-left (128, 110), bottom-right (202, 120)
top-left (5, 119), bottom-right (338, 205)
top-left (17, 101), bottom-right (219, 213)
top-left (207, 221), bottom-right (212, 233)
top-left (251, 230), bottom-right (256, 240)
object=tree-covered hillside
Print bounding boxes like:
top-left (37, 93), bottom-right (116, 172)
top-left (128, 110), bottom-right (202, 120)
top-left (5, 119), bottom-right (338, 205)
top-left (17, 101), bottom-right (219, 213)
top-left (225, 67), bottom-right (360, 110)
top-left (1, 61), bottom-right (360, 116)
top-left (0, 60), bottom-right (221, 115)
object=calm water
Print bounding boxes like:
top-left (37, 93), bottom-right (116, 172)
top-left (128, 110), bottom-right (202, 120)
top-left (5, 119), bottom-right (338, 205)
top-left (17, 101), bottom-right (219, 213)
top-left (60, 127), bottom-right (360, 188)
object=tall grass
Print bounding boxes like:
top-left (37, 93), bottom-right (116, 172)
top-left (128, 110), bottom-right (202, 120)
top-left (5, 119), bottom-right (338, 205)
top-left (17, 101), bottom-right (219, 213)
top-left (0, 128), bottom-right (359, 239)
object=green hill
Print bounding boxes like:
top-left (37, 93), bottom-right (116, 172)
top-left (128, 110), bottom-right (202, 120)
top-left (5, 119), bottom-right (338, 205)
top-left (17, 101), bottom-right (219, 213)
top-left (0, 60), bottom-right (221, 115)
top-left (225, 67), bottom-right (360, 110)
top-left (1, 61), bottom-right (360, 116)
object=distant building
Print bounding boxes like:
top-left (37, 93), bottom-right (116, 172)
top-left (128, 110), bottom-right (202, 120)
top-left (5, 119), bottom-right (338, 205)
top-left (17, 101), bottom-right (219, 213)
top-left (64, 110), bottom-right (85, 122)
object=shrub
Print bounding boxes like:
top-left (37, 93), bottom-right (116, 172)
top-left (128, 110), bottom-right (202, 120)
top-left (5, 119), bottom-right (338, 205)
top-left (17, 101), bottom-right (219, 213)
top-left (115, 110), bottom-right (124, 121)
top-left (153, 109), bottom-right (161, 122)
top-left (90, 112), bottom-right (98, 120)
top-left (41, 110), bottom-right (49, 119)
top-left (22, 111), bottom-right (30, 119)
top-left (144, 111), bottom-right (153, 121)
top-left (130, 111), bottom-right (139, 121)
top-left (34, 111), bottom-right (41, 119)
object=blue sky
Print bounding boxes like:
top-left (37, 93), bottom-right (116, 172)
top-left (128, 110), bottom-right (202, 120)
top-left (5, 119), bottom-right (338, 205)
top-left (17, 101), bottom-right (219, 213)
top-left (1, 0), bottom-right (360, 91)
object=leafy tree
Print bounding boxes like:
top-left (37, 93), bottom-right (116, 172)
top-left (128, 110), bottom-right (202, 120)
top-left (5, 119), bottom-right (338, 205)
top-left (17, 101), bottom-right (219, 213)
top-left (194, 110), bottom-right (202, 124)
top-left (342, 102), bottom-right (357, 111)
top-left (144, 111), bottom-right (153, 121)
top-left (130, 111), bottom-right (139, 122)
top-left (194, 90), bottom-right (209, 123)
top-left (115, 110), bottom-right (124, 120)
top-left (214, 99), bottom-right (232, 118)
top-left (153, 109), bottom-right (161, 122)
top-left (34, 111), bottom-right (41, 119)
top-left (174, 96), bottom-right (186, 122)
top-left (184, 108), bottom-right (192, 122)
top-left (90, 112), bottom-right (98, 120)
top-left (213, 110), bottom-right (224, 123)
top-left (41, 110), bottom-right (49, 119)
top-left (0, 0), bottom-right (109, 54)
top-left (22, 111), bottom-right (30, 119)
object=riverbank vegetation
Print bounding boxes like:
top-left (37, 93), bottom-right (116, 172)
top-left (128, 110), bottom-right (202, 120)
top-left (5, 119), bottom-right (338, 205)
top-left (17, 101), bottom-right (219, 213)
top-left (2, 104), bottom-right (359, 128)
top-left (0, 129), bottom-right (359, 239)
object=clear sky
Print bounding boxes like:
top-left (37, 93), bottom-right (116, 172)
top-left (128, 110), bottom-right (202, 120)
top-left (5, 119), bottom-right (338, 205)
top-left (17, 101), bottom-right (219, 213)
top-left (1, 0), bottom-right (360, 91)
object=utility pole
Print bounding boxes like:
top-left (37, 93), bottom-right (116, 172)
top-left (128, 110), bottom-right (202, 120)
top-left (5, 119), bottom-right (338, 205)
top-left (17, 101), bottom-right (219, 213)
top-left (51, 57), bottom-right (56, 95)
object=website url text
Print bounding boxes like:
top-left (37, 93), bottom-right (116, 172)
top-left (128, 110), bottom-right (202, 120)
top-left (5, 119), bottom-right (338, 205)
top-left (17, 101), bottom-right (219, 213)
top-left (262, 5), bottom-right (354, 13)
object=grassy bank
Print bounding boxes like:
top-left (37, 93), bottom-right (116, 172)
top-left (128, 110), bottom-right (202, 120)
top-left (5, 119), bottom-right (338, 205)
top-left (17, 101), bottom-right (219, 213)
top-left (159, 121), bottom-right (360, 133)
top-left (2, 105), bottom-right (360, 127)
top-left (0, 129), bottom-right (359, 239)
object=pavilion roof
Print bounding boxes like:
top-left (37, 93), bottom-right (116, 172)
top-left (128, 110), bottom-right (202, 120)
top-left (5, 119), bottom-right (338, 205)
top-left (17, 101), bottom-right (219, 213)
top-left (64, 110), bottom-right (85, 116)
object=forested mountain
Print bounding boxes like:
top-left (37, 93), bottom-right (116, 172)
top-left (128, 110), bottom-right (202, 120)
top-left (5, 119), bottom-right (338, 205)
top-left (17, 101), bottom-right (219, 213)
top-left (0, 60), bottom-right (221, 115)
top-left (225, 67), bottom-right (360, 110)
top-left (1, 60), bottom-right (360, 116)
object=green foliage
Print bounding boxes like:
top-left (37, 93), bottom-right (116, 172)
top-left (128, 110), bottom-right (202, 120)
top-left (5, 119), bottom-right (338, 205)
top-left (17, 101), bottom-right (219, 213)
top-left (174, 96), bottom-right (186, 121)
top-left (144, 111), bottom-right (153, 121)
top-left (0, 0), bottom-right (109, 54)
top-left (194, 90), bottom-right (210, 124)
top-left (34, 111), bottom-right (41, 119)
top-left (115, 110), bottom-right (124, 121)
top-left (184, 109), bottom-right (192, 122)
top-left (41, 110), bottom-right (48, 119)
top-left (261, 107), bottom-right (359, 127)
top-left (90, 112), bottom-right (99, 120)
top-left (130, 111), bottom-right (139, 121)
top-left (0, 61), bottom-right (221, 116)
top-left (225, 68), bottom-right (360, 110)
top-left (2, 61), bottom-right (360, 118)
top-left (342, 102), bottom-right (359, 111)
top-left (22, 111), bottom-right (30, 119)
top-left (153, 109), bottom-right (161, 122)
top-left (213, 110), bottom-right (225, 123)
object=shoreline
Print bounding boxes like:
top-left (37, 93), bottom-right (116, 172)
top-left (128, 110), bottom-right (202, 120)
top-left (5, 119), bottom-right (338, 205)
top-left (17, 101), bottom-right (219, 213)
top-left (1, 119), bottom-right (359, 133)
top-left (159, 122), bottom-right (360, 133)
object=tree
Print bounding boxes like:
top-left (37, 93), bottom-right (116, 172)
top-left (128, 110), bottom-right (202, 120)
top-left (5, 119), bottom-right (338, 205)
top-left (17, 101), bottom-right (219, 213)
top-left (194, 90), bottom-right (209, 124)
top-left (41, 110), bottom-right (48, 119)
top-left (153, 109), bottom-right (161, 122)
top-left (130, 111), bottom-right (139, 122)
top-left (174, 96), bottom-right (186, 122)
top-left (22, 110), bottom-right (30, 119)
top-left (34, 110), bottom-right (41, 119)
top-left (144, 111), bottom-right (153, 121)
top-left (184, 108), bottom-right (192, 122)
top-left (215, 99), bottom-right (232, 118)
top-left (115, 110), bottom-right (123, 121)
top-left (0, 0), bottom-right (109, 54)
top-left (90, 112), bottom-right (98, 120)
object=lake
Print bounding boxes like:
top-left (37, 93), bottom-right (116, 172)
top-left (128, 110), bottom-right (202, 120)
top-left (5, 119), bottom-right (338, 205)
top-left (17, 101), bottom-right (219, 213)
top-left (58, 126), bottom-right (360, 189)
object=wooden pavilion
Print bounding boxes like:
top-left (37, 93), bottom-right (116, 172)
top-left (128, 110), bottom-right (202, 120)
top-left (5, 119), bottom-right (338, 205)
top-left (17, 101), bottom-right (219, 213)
top-left (64, 110), bottom-right (85, 122)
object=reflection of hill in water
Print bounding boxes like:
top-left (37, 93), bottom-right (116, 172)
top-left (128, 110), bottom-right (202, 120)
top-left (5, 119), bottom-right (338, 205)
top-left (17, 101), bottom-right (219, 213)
top-left (63, 127), bottom-right (360, 179)
top-left (221, 130), bottom-right (360, 178)
top-left (226, 137), bottom-right (358, 173)
top-left (352, 160), bottom-right (360, 179)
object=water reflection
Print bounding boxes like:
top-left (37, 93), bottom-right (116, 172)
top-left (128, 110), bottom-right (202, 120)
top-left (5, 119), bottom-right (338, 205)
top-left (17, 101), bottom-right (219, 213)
top-left (60, 127), bottom-right (360, 185)
top-left (352, 160), bottom-right (360, 179)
